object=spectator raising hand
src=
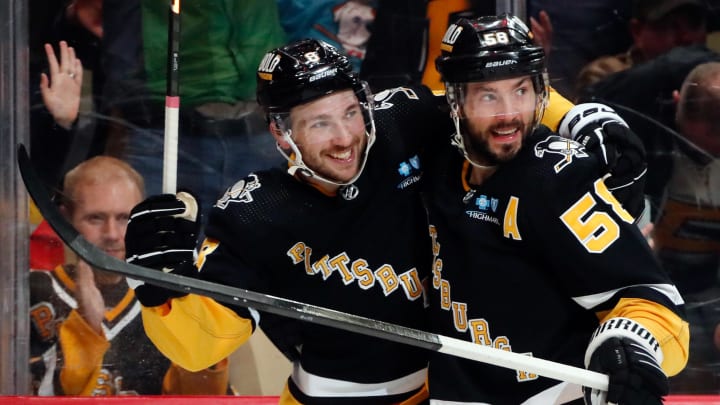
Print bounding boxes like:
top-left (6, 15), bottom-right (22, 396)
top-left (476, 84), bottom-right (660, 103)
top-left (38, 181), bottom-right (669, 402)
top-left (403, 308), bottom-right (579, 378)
top-left (40, 41), bottom-right (82, 130)
top-left (530, 10), bottom-right (553, 57)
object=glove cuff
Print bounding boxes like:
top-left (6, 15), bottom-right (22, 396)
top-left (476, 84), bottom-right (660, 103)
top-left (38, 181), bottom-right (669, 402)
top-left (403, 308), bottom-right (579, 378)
top-left (584, 317), bottom-right (664, 368)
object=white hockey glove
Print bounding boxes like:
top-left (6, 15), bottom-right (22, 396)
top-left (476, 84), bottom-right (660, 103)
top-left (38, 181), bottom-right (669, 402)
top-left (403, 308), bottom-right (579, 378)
top-left (559, 103), bottom-right (647, 218)
top-left (584, 317), bottom-right (668, 405)
top-left (125, 191), bottom-right (200, 307)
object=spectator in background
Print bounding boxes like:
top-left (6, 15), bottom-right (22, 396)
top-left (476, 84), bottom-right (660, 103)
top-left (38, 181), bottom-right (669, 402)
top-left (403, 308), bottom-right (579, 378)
top-left (30, 40), bottom-right (84, 271)
top-left (29, 0), bottom-right (103, 193)
top-left (576, 0), bottom-right (712, 220)
top-left (576, 0), bottom-right (707, 94)
top-left (101, 0), bottom-right (286, 218)
top-left (276, 0), bottom-right (377, 72)
top-left (577, 45), bottom-right (720, 221)
top-left (653, 62), bottom-right (720, 393)
top-left (40, 41), bottom-right (83, 133)
top-left (29, 156), bottom-right (230, 395)
top-left (527, 0), bottom-right (633, 100)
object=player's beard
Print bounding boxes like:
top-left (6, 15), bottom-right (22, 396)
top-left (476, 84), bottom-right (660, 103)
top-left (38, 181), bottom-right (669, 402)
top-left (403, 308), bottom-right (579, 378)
top-left (301, 135), bottom-right (367, 184)
top-left (464, 119), bottom-right (530, 165)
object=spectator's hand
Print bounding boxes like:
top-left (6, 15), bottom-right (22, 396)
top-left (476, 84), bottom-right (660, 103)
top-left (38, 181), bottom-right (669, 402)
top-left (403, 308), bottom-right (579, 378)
top-left (530, 10), bottom-right (553, 57)
top-left (74, 260), bottom-right (104, 335)
top-left (125, 192), bottom-right (201, 307)
top-left (584, 336), bottom-right (668, 405)
top-left (67, 0), bottom-right (103, 38)
top-left (40, 41), bottom-right (82, 130)
top-left (559, 103), bottom-right (647, 217)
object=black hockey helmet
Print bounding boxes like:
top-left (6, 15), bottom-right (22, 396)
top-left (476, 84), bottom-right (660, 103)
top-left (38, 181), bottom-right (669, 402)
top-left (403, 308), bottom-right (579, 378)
top-left (435, 14), bottom-right (546, 85)
top-left (256, 38), bottom-right (366, 115)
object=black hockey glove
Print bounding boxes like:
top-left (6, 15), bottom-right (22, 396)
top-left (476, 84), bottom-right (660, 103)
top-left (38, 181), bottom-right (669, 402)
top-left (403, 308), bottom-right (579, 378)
top-left (125, 191), bottom-right (201, 307)
top-left (559, 103), bottom-right (647, 217)
top-left (584, 319), bottom-right (668, 405)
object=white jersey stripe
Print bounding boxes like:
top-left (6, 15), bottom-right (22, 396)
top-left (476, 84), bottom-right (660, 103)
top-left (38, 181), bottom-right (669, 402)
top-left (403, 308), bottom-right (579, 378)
top-left (291, 363), bottom-right (426, 397)
top-left (572, 283), bottom-right (685, 309)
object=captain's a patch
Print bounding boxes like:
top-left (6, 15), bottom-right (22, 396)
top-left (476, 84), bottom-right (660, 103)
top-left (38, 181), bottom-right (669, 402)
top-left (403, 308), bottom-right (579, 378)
top-left (215, 174), bottom-right (261, 209)
top-left (533, 136), bottom-right (589, 173)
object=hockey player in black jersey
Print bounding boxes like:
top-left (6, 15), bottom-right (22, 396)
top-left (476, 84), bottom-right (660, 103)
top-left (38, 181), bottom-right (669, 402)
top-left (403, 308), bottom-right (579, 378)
top-left (426, 15), bottom-right (689, 404)
top-left (123, 39), bottom-right (447, 404)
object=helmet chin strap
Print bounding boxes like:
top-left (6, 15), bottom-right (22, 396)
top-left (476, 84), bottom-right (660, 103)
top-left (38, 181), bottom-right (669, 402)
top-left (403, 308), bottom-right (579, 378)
top-left (450, 106), bottom-right (496, 170)
top-left (277, 125), bottom-right (377, 188)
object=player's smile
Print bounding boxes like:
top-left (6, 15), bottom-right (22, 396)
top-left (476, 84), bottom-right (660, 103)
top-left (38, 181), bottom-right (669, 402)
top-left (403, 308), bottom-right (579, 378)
top-left (490, 125), bottom-right (522, 143)
top-left (328, 147), bottom-right (353, 162)
top-left (320, 139), bottom-right (363, 181)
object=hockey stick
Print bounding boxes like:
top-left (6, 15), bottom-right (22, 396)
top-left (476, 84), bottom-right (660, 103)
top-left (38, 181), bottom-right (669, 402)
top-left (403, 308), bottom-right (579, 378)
top-left (17, 144), bottom-right (609, 392)
top-left (163, 0), bottom-right (181, 194)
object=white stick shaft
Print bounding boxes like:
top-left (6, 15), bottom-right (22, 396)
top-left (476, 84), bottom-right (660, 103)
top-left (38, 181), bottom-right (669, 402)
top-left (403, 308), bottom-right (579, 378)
top-left (438, 335), bottom-right (610, 391)
top-left (162, 99), bottom-right (179, 194)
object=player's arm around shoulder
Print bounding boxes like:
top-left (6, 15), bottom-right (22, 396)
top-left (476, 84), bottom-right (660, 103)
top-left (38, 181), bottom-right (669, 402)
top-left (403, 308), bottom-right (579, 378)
top-left (541, 86), bottom-right (575, 131)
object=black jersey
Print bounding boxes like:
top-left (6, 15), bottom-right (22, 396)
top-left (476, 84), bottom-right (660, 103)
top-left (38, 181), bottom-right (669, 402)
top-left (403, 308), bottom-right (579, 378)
top-left (142, 85), bottom-right (450, 404)
top-left (423, 126), bottom-right (687, 404)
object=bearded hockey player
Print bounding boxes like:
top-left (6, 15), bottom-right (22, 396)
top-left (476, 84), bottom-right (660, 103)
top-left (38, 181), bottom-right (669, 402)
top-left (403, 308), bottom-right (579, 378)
top-left (424, 15), bottom-right (689, 404)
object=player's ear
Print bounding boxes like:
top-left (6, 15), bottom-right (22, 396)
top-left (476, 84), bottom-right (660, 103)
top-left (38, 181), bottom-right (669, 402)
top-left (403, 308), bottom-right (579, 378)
top-left (672, 89), bottom-right (680, 105)
top-left (269, 121), bottom-right (290, 149)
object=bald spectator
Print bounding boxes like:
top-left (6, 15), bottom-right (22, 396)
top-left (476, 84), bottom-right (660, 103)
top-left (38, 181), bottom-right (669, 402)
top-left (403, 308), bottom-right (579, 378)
top-left (653, 61), bottom-right (720, 393)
